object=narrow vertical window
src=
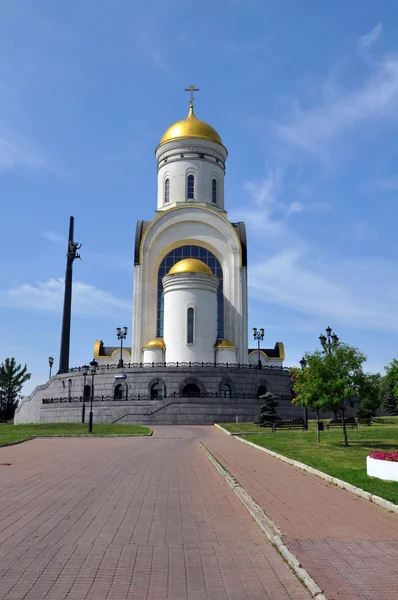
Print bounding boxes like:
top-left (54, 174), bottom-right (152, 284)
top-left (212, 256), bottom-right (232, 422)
top-left (187, 174), bottom-right (194, 199)
top-left (212, 178), bottom-right (217, 203)
top-left (164, 178), bottom-right (170, 204)
top-left (187, 307), bottom-right (194, 343)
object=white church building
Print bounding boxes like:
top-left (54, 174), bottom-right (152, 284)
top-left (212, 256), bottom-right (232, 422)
top-left (15, 91), bottom-right (293, 425)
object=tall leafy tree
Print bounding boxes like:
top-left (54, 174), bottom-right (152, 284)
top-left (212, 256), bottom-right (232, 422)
top-left (356, 373), bottom-right (383, 424)
top-left (292, 343), bottom-right (366, 446)
top-left (291, 357), bottom-right (325, 442)
top-left (384, 359), bottom-right (398, 414)
top-left (0, 358), bottom-right (31, 421)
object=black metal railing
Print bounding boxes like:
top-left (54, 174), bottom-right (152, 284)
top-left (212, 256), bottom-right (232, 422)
top-left (42, 391), bottom-right (295, 405)
top-left (67, 362), bottom-right (289, 373)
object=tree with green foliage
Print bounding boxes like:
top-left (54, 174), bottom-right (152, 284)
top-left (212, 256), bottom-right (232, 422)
top-left (0, 358), bottom-right (31, 422)
top-left (256, 392), bottom-right (280, 427)
top-left (356, 373), bottom-right (383, 424)
top-left (291, 358), bottom-right (325, 442)
top-left (292, 343), bottom-right (366, 446)
top-left (384, 359), bottom-right (398, 414)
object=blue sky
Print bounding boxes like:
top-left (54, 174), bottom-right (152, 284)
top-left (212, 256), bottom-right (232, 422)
top-left (1, 0), bottom-right (398, 394)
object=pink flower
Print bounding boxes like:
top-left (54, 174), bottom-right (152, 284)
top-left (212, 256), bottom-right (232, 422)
top-left (369, 450), bottom-right (398, 462)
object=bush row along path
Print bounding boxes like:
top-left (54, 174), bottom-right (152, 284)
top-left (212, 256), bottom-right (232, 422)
top-left (0, 428), bottom-right (309, 600)
top-left (197, 425), bottom-right (398, 600)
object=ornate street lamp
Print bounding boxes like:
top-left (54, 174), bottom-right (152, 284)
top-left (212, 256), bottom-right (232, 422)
top-left (319, 326), bottom-right (339, 354)
top-left (88, 359), bottom-right (98, 433)
top-left (82, 364), bottom-right (89, 424)
top-left (116, 326), bottom-right (128, 368)
top-left (48, 356), bottom-right (54, 379)
top-left (300, 356), bottom-right (308, 430)
top-left (252, 327), bottom-right (264, 369)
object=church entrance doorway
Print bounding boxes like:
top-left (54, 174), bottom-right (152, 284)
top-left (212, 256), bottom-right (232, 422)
top-left (181, 383), bottom-right (201, 397)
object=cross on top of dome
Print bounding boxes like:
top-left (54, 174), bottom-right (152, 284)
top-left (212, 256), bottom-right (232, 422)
top-left (184, 84), bottom-right (199, 108)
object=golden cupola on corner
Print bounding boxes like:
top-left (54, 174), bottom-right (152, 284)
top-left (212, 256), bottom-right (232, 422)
top-left (155, 86), bottom-right (228, 212)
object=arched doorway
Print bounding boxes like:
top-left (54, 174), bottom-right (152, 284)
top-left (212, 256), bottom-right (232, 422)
top-left (114, 384), bottom-right (124, 400)
top-left (83, 384), bottom-right (91, 400)
top-left (181, 383), bottom-right (201, 397)
top-left (151, 381), bottom-right (165, 399)
top-left (257, 385), bottom-right (267, 399)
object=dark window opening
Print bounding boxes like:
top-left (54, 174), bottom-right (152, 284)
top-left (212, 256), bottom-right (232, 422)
top-left (182, 384), bottom-right (201, 397)
top-left (212, 178), bottom-right (217, 203)
top-left (114, 384), bottom-right (124, 400)
top-left (220, 383), bottom-right (231, 398)
top-left (83, 384), bottom-right (91, 399)
top-left (187, 174), bottom-right (194, 199)
top-left (257, 385), bottom-right (267, 399)
top-left (151, 382), bottom-right (164, 399)
top-left (187, 307), bottom-right (194, 344)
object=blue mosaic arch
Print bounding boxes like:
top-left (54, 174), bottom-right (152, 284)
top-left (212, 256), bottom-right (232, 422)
top-left (157, 245), bottom-right (224, 338)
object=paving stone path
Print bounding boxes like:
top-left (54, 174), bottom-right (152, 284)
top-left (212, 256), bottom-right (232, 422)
top-left (0, 430), bottom-right (309, 600)
top-left (196, 425), bottom-right (398, 600)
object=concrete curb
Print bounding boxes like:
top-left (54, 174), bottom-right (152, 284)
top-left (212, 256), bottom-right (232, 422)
top-left (199, 441), bottom-right (327, 600)
top-left (214, 424), bottom-right (398, 514)
top-left (0, 439), bottom-right (33, 448)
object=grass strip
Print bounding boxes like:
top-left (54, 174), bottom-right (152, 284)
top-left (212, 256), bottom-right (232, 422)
top-left (219, 417), bottom-right (398, 504)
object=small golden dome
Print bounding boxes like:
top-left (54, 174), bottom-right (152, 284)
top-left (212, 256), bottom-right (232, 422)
top-left (144, 338), bottom-right (165, 348)
top-left (216, 339), bottom-right (237, 349)
top-left (168, 258), bottom-right (213, 275)
top-left (159, 106), bottom-right (223, 147)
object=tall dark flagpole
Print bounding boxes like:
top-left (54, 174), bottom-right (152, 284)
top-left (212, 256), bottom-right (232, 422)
top-left (58, 216), bottom-right (81, 374)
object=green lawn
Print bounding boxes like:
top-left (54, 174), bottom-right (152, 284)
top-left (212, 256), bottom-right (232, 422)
top-left (0, 423), bottom-right (152, 446)
top-left (219, 417), bottom-right (398, 505)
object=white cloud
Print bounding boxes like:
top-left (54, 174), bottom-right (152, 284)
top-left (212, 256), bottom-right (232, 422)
top-left (0, 278), bottom-right (130, 317)
top-left (276, 55), bottom-right (398, 159)
top-left (358, 23), bottom-right (382, 53)
top-left (43, 231), bottom-right (66, 244)
top-left (0, 134), bottom-right (49, 171)
top-left (249, 250), bottom-right (398, 332)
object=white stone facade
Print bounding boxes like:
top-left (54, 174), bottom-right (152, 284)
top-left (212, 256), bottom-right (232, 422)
top-left (156, 139), bottom-right (227, 212)
top-left (163, 271), bottom-right (219, 363)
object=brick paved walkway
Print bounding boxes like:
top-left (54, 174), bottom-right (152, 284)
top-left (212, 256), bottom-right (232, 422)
top-left (0, 433), bottom-right (309, 600)
top-left (195, 426), bottom-right (398, 600)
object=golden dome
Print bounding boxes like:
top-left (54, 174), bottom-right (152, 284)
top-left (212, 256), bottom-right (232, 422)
top-left (216, 339), bottom-right (237, 349)
top-left (144, 338), bottom-right (165, 348)
top-left (168, 258), bottom-right (213, 275)
top-left (159, 106), bottom-right (223, 147)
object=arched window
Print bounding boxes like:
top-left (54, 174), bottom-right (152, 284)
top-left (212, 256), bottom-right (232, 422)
top-left (83, 384), bottom-right (91, 400)
top-left (212, 178), bottom-right (217, 204)
top-left (257, 385), bottom-right (267, 399)
top-left (114, 384), bottom-right (124, 400)
top-left (157, 246), bottom-right (224, 338)
top-left (187, 307), bottom-right (194, 344)
top-left (164, 178), bottom-right (170, 204)
top-left (187, 174), bottom-right (194, 199)
top-left (220, 383), bottom-right (231, 398)
top-left (151, 382), bottom-right (164, 399)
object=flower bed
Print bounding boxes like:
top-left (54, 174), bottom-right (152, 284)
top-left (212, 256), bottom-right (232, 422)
top-left (367, 450), bottom-right (398, 482)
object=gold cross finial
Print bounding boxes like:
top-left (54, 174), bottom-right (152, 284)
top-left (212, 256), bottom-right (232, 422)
top-left (185, 84), bottom-right (199, 108)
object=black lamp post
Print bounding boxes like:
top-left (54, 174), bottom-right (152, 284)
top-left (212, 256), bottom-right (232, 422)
top-left (116, 326), bottom-right (128, 368)
top-left (48, 356), bottom-right (54, 379)
top-left (299, 357), bottom-right (308, 430)
top-left (88, 359), bottom-right (98, 433)
top-left (82, 364), bottom-right (88, 424)
top-left (319, 326), bottom-right (339, 354)
top-left (252, 327), bottom-right (264, 368)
